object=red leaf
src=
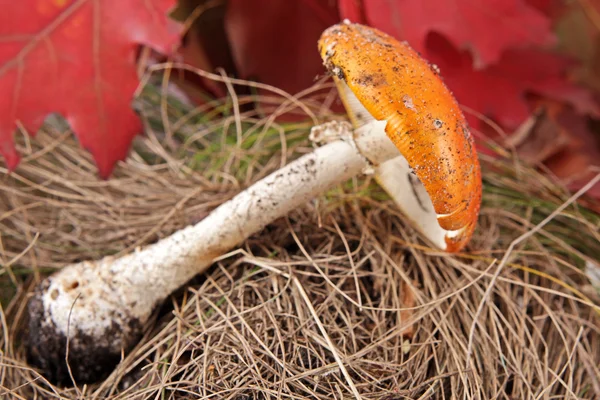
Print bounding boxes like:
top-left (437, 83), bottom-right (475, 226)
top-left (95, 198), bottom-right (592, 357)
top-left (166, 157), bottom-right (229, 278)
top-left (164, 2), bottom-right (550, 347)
top-left (337, 0), bottom-right (365, 23)
top-left (0, 0), bottom-right (180, 178)
top-left (225, 0), bottom-right (338, 95)
top-left (339, 0), bottom-right (556, 68)
top-left (543, 107), bottom-right (600, 200)
top-left (508, 102), bottom-right (600, 207)
top-left (425, 33), bottom-right (598, 130)
top-left (338, 1), bottom-right (598, 132)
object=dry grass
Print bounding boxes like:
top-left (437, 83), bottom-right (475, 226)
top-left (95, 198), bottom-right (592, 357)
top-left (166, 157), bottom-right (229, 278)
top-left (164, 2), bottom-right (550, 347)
top-left (1, 72), bottom-right (600, 399)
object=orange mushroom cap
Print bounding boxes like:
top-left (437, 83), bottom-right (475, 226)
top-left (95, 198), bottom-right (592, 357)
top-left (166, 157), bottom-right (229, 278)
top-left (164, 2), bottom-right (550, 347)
top-left (318, 22), bottom-right (482, 252)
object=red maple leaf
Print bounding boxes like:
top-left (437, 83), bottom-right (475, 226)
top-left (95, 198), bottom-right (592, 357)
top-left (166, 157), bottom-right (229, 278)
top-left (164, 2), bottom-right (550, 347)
top-left (225, 0), bottom-right (339, 95)
top-left (339, 0), bottom-right (556, 68)
top-left (425, 33), bottom-right (599, 130)
top-left (0, 0), bottom-right (180, 178)
top-left (339, 0), bottom-right (599, 130)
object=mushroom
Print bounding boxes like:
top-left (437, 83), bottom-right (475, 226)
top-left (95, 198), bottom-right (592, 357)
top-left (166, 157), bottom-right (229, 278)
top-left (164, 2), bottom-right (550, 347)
top-left (26, 21), bottom-right (481, 384)
top-left (319, 22), bottom-right (481, 251)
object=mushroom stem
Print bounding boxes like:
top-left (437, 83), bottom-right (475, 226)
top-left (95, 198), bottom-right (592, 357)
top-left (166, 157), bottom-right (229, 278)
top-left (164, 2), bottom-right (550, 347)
top-left (27, 120), bottom-right (399, 384)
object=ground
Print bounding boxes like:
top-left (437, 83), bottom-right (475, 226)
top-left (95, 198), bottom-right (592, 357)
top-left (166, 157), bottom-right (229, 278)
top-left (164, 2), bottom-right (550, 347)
top-left (1, 79), bottom-right (599, 399)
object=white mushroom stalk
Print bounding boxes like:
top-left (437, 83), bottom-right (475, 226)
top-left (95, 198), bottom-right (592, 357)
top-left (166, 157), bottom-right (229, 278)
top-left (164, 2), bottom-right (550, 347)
top-left (27, 120), bottom-right (400, 384)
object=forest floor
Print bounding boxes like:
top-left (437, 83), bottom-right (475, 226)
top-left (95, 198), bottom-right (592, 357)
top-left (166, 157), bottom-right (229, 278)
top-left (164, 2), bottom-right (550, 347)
top-left (1, 78), bottom-right (599, 399)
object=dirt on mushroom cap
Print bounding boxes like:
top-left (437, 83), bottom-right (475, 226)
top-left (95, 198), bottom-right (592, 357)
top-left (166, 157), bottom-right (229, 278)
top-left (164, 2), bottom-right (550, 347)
top-left (319, 22), bottom-right (482, 251)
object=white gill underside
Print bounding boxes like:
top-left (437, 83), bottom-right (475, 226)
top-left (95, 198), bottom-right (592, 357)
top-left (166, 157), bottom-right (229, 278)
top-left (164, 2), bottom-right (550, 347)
top-left (336, 80), bottom-right (448, 250)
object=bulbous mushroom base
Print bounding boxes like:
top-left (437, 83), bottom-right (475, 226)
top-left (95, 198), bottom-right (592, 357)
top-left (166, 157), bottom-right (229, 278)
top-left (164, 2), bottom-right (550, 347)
top-left (26, 272), bottom-right (143, 385)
